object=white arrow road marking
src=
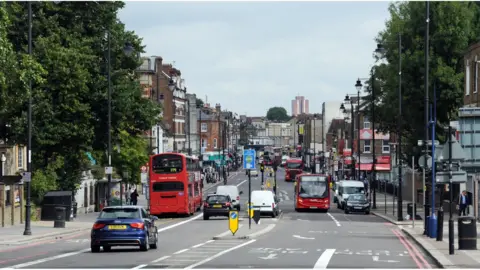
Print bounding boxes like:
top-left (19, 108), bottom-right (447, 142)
top-left (293, 235), bottom-right (315, 240)
top-left (259, 254), bottom-right (278, 260)
top-left (372, 256), bottom-right (399, 263)
top-left (313, 249), bottom-right (336, 268)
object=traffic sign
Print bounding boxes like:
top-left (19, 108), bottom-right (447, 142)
top-left (229, 211), bottom-right (239, 235)
top-left (105, 166), bottom-right (113, 175)
top-left (21, 172), bottom-right (31, 182)
top-left (243, 149), bottom-right (256, 170)
top-left (253, 209), bottom-right (261, 224)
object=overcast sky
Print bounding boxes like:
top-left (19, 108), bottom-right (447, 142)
top-left (118, 1), bottom-right (390, 117)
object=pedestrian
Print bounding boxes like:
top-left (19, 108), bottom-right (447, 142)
top-left (457, 190), bottom-right (468, 216)
top-left (130, 189), bottom-right (139, 206)
top-left (125, 185), bottom-right (131, 205)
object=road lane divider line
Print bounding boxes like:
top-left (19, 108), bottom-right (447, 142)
top-left (131, 264), bottom-right (148, 269)
top-left (173, 248), bottom-right (190, 255)
top-left (247, 224), bottom-right (276, 238)
top-left (327, 213), bottom-right (341, 227)
top-left (391, 228), bottom-right (431, 268)
top-left (183, 239), bottom-right (256, 269)
top-left (236, 180), bottom-right (247, 187)
top-left (313, 248), bottom-right (336, 269)
top-left (5, 248), bottom-right (90, 268)
top-left (157, 212), bottom-right (204, 233)
top-left (151, 255), bottom-right (171, 263)
top-left (215, 224), bottom-right (244, 238)
top-left (191, 243), bottom-right (206, 248)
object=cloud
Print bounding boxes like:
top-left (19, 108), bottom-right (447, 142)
top-left (119, 1), bottom-right (390, 116)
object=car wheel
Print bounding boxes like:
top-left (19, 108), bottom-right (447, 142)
top-left (103, 246), bottom-right (111, 252)
top-left (91, 244), bottom-right (100, 253)
top-left (365, 211), bottom-right (370, 215)
top-left (344, 208), bottom-right (349, 214)
top-left (237, 205), bottom-right (241, 211)
top-left (150, 232), bottom-right (158, 249)
top-left (140, 234), bottom-right (149, 251)
top-left (203, 214), bottom-right (209, 220)
top-left (271, 211), bottom-right (276, 218)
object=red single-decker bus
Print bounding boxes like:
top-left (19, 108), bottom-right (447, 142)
top-left (294, 174), bottom-right (330, 212)
top-left (149, 153), bottom-right (201, 216)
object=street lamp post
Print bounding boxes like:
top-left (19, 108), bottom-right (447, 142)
top-left (341, 97), bottom-right (355, 178)
top-left (376, 33), bottom-right (404, 221)
top-left (168, 79), bottom-right (176, 152)
top-left (197, 103), bottom-right (203, 156)
top-left (313, 115), bottom-right (316, 173)
top-left (354, 80), bottom-right (362, 180)
top-left (24, 1), bottom-right (33, 236)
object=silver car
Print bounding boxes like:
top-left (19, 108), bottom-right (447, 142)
top-left (250, 170), bottom-right (259, 177)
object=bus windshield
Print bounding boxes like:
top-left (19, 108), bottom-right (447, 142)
top-left (152, 154), bottom-right (183, 174)
top-left (286, 162), bottom-right (302, 169)
top-left (299, 176), bottom-right (328, 198)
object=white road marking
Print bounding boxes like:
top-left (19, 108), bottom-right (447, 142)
top-left (184, 239), bottom-right (256, 269)
top-left (131, 264), bottom-right (148, 269)
top-left (151, 255), bottom-right (171, 263)
top-left (157, 212), bottom-right (204, 233)
top-left (205, 240), bottom-right (215, 243)
top-left (237, 180), bottom-right (247, 186)
top-left (215, 224), bottom-right (244, 237)
top-left (293, 235), bottom-right (315, 240)
top-left (6, 248), bottom-right (90, 268)
top-left (247, 224), bottom-right (276, 238)
top-left (372, 255), bottom-right (399, 263)
top-left (174, 248), bottom-right (190, 254)
top-left (280, 190), bottom-right (288, 195)
top-left (313, 249), bottom-right (336, 269)
top-left (327, 213), bottom-right (341, 227)
top-left (192, 243), bottom-right (206, 248)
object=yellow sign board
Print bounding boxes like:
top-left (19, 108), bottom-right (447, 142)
top-left (229, 211), bottom-right (239, 235)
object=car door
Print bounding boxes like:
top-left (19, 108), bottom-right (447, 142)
top-left (141, 208), bottom-right (152, 241)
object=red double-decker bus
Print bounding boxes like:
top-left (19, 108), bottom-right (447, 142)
top-left (149, 153), bottom-right (202, 216)
top-left (285, 158), bottom-right (303, 181)
top-left (294, 174), bottom-right (330, 212)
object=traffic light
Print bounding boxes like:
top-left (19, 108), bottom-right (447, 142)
top-left (260, 164), bottom-right (264, 172)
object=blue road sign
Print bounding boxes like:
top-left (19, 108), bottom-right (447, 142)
top-left (243, 149), bottom-right (256, 170)
top-left (230, 212), bottom-right (237, 219)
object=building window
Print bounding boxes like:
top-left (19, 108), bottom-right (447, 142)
top-left (475, 59), bottom-right (478, 93)
top-left (382, 140), bottom-right (390, 153)
top-left (466, 60), bottom-right (470, 96)
top-left (201, 139), bottom-right (206, 148)
top-left (213, 138), bottom-right (217, 148)
top-left (17, 146), bottom-right (23, 169)
top-left (363, 116), bottom-right (371, 129)
top-left (201, 123), bottom-right (207, 132)
top-left (364, 140), bottom-right (371, 153)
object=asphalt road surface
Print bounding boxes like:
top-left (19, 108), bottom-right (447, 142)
top-left (0, 168), bottom-right (439, 269)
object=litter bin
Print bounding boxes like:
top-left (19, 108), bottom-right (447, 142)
top-left (458, 216), bottom-right (477, 250)
top-left (54, 206), bottom-right (66, 228)
top-left (407, 203), bottom-right (417, 217)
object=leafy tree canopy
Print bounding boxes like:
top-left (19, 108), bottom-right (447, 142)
top-left (196, 98), bottom-right (204, 108)
top-left (266, 107), bottom-right (290, 122)
top-left (363, 1), bottom-right (480, 161)
top-left (2, 2), bottom-right (161, 197)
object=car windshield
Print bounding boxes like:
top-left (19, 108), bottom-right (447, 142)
top-left (299, 181), bottom-right (328, 198)
top-left (344, 187), bottom-right (365, 194)
top-left (99, 208), bottom-right (140, 219)
top-left (287, 162), bottom-right (302, 169)
top-left (207, 195), bottom-right (229, 203)
top-left (348, 194), bottom-right (366, 201)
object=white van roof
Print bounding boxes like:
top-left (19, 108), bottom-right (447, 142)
top-left (338, 180), bottom-right (364, 187)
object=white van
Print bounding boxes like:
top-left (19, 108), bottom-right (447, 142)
top-left (251, 190), bottom-right (280, 218)
top-left (334, 180), bottom-right (366, 209)
top-left (216, 185), bottom-right (243, 211)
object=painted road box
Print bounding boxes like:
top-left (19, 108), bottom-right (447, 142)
top-left (229, 210), bottom-right (239, 235)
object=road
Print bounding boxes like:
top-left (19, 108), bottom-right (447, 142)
top-left (0, 168), bottom-right (439, 269)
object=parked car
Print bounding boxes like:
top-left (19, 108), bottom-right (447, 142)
top-left (90, 206), bottom-right (158, 252)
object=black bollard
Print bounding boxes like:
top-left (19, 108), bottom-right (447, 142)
top-left (436, 209), bottom-right (444, 241)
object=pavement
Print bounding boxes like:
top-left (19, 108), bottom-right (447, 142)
top-left (0, 168), bottom-right (443, 269)
top-left (371, 191), bottom-right (480, 268)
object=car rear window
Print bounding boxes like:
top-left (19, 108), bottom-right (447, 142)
top-left (207, 195), bottom-right (229, 203)
top-left (99, 208), bottom-right (141, 219)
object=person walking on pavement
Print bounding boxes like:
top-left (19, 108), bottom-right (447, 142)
top-left (458, 190), bottom-right (468, 216)
top-left (223, 166), bottom-right (227, 185)
top-left (130, 189), bottom-right (139, 205)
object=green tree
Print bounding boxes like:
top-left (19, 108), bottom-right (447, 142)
top-left (196, 98), bottom-right (204, 108)
top-left (363, 1), bottom-right (480, 160)
top-left (266, 107), bottom-right (290, 122)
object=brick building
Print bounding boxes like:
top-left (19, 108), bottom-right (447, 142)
top-left (464, 42), bottom-right (480, 107)
top-left (198, 103), bottom-right (224, 152)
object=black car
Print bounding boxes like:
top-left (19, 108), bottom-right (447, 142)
top-left (203, 194), bottom-right (233, 220)
top-left (344, 194), bottom-right (370, 214)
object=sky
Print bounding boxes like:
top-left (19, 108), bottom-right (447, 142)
top-left (118, 1), bottom-right (391, 117)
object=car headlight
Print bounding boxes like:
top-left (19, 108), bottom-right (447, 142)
top-left (364, 203), bottom-right (370, 207)
top-left (347, 202), bottom-right (353, 206)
